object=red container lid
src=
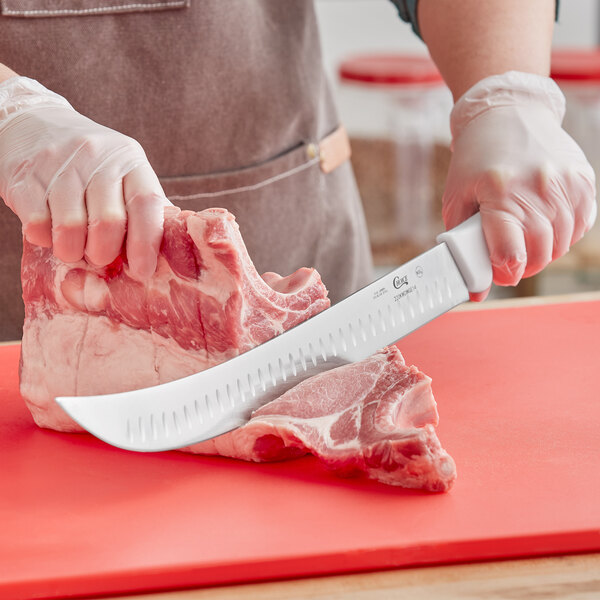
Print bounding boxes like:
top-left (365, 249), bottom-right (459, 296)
top-left (550, 49), bottom-right (600, 82)
top-left (339, 54), bottom-right (444, 86)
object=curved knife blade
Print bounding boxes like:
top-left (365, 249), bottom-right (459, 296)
top-left (56, 214), bottom-right (490, 451)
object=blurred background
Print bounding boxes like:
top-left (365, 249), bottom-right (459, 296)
top-left (315, 0), bottom-right (600, 298)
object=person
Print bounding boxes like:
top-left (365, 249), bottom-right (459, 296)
top-left (0, 0), bottom-right (595, 341)
top-left (399, 0), bottom-right (596, 301)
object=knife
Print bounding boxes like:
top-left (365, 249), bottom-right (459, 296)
top-left (56, 213), bottom-right (492, 452)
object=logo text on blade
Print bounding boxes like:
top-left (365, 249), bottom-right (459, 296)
top-left (393, 275), bottom-right (408, 289)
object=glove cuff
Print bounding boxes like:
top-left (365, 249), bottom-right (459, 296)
top-left (450, 71), bottom-right (566, 140)
top-left (0, 76), bottom-right (73, 127)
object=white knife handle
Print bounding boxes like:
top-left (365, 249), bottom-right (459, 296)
top-left (436, 213), bottom-right (492, 294)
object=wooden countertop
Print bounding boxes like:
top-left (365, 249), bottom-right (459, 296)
top-left (8, 293), bottom-right (600, 600)
top-left (107, 553), bottom-right (600, 599)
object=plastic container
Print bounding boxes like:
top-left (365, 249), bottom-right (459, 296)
top-left (337, 54), bottom-right (453, 266)
top-left (551, 49), bottom-right (600, 265)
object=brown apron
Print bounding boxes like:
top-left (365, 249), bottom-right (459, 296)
top-left (0, 0), bottom-right (373, 341)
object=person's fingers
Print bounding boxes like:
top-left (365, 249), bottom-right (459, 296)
top-left (47, 168), bottom-right (87, 262)
top-left (123, 164), bottom-right (169, 280)
top-left (480, 209), bottom-right (527, 286)
top-left (441, 179), bottom-right (479, 231)
top-left (581, 197), bottom-right (599, 243)
top-left (469, 286), bottom-right (491, 303)
top-left (564, 167), bottom-right (597, 246)
top-left (550, 202), bottom-right (574, 263)
top-left (6, 181), bottom-right (53, 247)
top-left (85, 168), bottom-right (127, 267)
top-left (520, 215), bottom-right (554, 279)
top-left (534, 166), bottom-right (577, 262)
top-left (22, 218), bottom-right (53, 248)
top-left (442, 197), bottom-right (478, 231)
top-left (446, 169), bottom-right (528, 287)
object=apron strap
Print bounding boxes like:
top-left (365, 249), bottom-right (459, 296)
top-left (308, 125), bottom-right (352, 174)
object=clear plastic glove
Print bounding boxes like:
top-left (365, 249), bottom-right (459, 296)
top-left (0, 76), bottom-right (172, 279)
top-left (443, 71), bottom-right (597, 300)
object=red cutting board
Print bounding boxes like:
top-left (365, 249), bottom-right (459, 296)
top-left (1, 301), bottom-right (600, 600)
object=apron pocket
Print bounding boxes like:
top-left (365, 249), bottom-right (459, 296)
top-left (0, 0), bottom-right (189, 17)
top-left (159, 125), bottom-right (351, 201)
top-left (159, 141), bottom-right (325, 284)
top-left (158, 128), bottom-right (372, 304)
top-left (160, 142), bottom-right (321, 202)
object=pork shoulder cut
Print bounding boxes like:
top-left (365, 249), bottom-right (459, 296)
top-left (20, 206), bottom-right (456, 492)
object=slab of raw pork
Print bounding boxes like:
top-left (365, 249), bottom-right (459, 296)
top-left (20, 206), bottom-right (329, 430)
top-left (20, 206), bottom-right (456, 492)
top-left (186, 346), bottom-right (456, 492)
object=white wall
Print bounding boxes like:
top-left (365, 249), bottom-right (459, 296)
top-left (315, 0), bottom-right (599, 82)
top-left (553, 0), bottom-right (598, 47)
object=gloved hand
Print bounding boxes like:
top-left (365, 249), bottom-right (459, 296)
top-left (0, 76), bottom-right (172, 279)
top-left (442, 71), bottom-right (597, 300)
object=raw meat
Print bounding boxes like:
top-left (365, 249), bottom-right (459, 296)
top-left (20, 206), bottom-right (329, 431)
top-left (186, 346), bottom-right (456, 492)
top-left (20, 206), bottom-right (456, 492)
